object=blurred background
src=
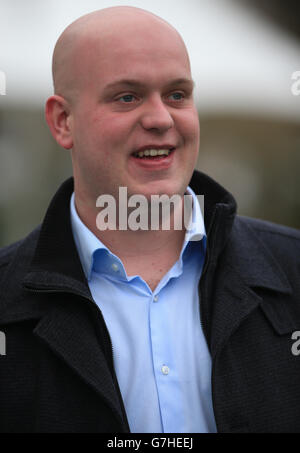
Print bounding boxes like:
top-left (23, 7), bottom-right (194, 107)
top-left (0, 0), bottom-right (299, 246)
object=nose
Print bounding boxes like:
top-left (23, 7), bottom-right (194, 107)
top-left (140, 95), bottom-right (174, 132)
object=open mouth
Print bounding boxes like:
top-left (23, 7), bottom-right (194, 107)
top-left (132, 148), bottom-right (175, 159)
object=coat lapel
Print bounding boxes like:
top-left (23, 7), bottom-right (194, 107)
top-left (206, 215), bottom-right (293, 358)
top-left (0, 177), bottom-right (128, 429)
top-left (27, 281), bottom-right (126, 427)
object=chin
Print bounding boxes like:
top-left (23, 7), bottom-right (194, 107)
top-left (144, 186), bottom-right (186, 201)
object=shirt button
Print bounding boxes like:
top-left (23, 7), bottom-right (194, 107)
top-left (153, 295), bottom-right (159, 302)
top-left (161, 365), bottom-right (170, 375)
top-left (112, 263), bottom-right (119, 272)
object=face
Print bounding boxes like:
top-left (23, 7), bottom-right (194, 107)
top-left (68, 22), bottom-right (200, 204)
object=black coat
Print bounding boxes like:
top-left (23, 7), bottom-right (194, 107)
top-left (0, 171), bottom-right (300, 433)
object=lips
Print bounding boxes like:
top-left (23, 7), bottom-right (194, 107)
top-left (129, 147), bottom-right (176, 172)
top-left (132, 145), bottom-right (175, 159)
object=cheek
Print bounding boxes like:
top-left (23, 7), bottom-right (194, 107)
top-left (91, 110), bottom-right (135, 148)
top-left (175, 109), bottom-right (200, 143)
top-left (78, 113), bottom-right (132, 174)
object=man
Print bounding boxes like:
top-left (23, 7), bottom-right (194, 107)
top-left (0, 6), bottom-right (300, 433)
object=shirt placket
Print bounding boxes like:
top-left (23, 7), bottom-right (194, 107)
top-left (149, 291), bottom-right (185, 432)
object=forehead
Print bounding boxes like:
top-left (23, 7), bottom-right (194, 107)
top-left (74, 23), bottom-right (191, 90)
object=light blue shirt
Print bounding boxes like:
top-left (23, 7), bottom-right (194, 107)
top-left (70, 188), bottom-right (217, 433)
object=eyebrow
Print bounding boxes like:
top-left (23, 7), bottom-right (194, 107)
top-left (103, 77), bottom-right (195, 92)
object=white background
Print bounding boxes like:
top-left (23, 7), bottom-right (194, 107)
top-left (1, 0), bottom-right (300, 119)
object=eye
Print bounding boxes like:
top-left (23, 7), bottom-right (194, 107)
top-left (169, 92), bottom-right (185, 101)
top-left (118, 94), bottom-right (137, 103)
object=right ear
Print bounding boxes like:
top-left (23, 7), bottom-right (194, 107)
top-left (45, 95), bottom-right (73, 149)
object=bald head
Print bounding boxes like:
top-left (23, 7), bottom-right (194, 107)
top-left (52, 6), bottom-right (190, 101)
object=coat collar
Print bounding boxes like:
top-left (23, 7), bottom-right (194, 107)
top-left (23, 170), bottom-right (237, 290)
top-left (189, 171), bottom-right (292, 353)
top-left (25, 177), bottom-right (86, 287)
top-left (2, 171), bottom-right (293, 334)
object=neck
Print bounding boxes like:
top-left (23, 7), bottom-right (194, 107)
top-left (74, 192), bottom-right (187, 289)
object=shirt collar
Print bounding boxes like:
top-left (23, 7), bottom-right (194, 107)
top-left (70, 186), bottom-right (206, 282)
top-left (184, 186), bottom-right (206, 243)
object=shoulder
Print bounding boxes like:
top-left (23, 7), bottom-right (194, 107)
top-left (234, 215), bottom-right (300, 262)
top-left (235, 215), bottom-right (300, 243)
top-left (0, 240), bottom-right (22, 268)
top-left (0, 226), bottom-right (41, 276)
top-left (238, 215), bottom-right (300, 241)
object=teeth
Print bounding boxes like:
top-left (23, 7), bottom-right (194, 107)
top-left (134, 149), bottom-right (172, 158)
